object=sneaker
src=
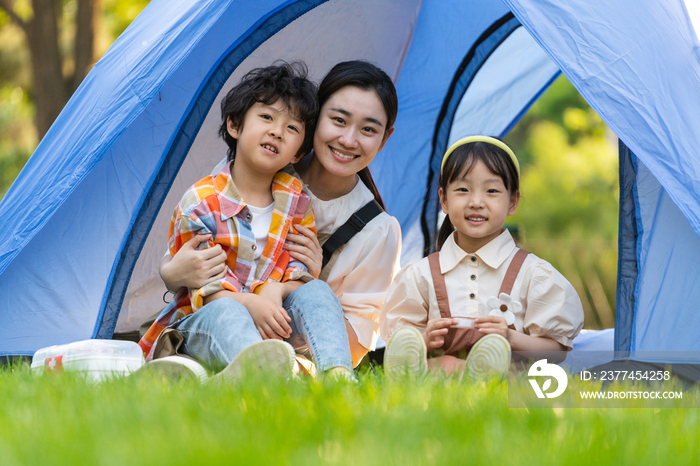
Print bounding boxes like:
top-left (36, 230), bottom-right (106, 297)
top-left (138, 355), bottom-right (209, 383)
top-left (465, 334), bottom-right (511, 379)
top-left (383, 326), bottom-right (427, 379)
top-left (209, 340), bottom-right (295, 385)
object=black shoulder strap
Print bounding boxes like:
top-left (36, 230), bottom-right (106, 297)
top-left (321, 199), bottom-right (384, 268)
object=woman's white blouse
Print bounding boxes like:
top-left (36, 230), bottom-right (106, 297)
top-left (380, 230), bottom-right (583, 349)
top-left (305, 177), bottom-right (402, 351)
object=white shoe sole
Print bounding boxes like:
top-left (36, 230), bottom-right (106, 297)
top-left (139, 355), bottom-right (209, 383)
top-left (466, 334), bottom-right (511, 379)
top-left (384, 326), bottom-right (427, 379)
top-left (210, 340), bottom-right (295, 384)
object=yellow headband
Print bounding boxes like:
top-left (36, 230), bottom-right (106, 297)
top-left (441, 135), bottom-right (520, 177)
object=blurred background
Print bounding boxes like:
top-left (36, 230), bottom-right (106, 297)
top-left (0, 0), bottom-right (618, 329)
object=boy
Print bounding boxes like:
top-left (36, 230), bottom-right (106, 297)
top-left (139, 63), bottom-right (353, 381)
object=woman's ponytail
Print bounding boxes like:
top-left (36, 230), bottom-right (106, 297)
top-left (358, 167), bottom-right (386, 210)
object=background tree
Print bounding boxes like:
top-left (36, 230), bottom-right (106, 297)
top-left (0, 0), bottom-right (149, 197)
top-left (0, 0), bottom-right (98, 139)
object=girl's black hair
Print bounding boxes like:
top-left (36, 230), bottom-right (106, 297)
top-left (317, 60), bottom-right (398, 210)
top-left (219, 61), bottom-right (318, 162)
top-left (436, 141), bottom-right (520, 250)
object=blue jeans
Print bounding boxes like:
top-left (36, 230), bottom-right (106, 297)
top-left (175, 280), bottom-right (352, 373)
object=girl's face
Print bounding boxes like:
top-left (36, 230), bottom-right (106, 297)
top-left (313, 86), bottom-right (394, 179)
top-left (439, 159), bottom-right (519, 253)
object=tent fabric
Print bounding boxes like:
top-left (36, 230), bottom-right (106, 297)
top-left (0, 0), bottom-right (699, 361)
top-left (503, 0), bottom-right (700, 242)
top-left (615, 142), bottom-right (638, 353)
top-left (631, 150), bottom-right (700, 358)
top-left (504, 0), bottom-right (700, 357)
top-left (416, 13), bottom-right (560, 255)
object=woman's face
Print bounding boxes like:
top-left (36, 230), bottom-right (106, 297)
top-left (312, 86), bottom-right (394, 179)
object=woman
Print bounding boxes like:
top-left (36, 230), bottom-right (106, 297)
top-left (161, 61), bottom-right (402, 367)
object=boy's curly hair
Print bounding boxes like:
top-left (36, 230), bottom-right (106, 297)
top-left (219, 61), bottom-right (319, 162)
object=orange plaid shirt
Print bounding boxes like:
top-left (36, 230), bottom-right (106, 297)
top-left (138, 163), bottom-right (316, 358)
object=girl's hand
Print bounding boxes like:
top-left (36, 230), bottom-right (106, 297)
top-left (161, 234), bottom-right (227, 291)
top-left (474, 315), bottom-right (509, 340)
top-left (285, 224), bottom-right (323, 278)
top-left (423, 318), bottom-right (457, 349)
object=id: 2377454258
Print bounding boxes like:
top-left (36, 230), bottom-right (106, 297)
top-left (579, 370), bottom-right (671, 381)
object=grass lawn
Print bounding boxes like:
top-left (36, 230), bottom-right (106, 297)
top-left (1, 362), bottom-right (698, 465)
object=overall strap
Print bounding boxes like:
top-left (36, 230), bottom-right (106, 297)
top-left (428, 252), bottom-right (451, 318)
top-left (498, 249), bottom-right (530, 296)
top-left (321, 199), bottom-right (383, 268)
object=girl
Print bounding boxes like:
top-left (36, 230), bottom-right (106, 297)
top-left (160, 61), bottom-right (402, 369)
top-left (380, 136), bottom-right (583, 379)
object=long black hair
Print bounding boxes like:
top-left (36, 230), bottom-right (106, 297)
top-left (317, 60), bottom-right (398, 210)
top-left (436, 141), bottom-right (520, 250)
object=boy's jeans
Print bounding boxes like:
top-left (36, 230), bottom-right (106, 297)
top-left (175, 280), bottom-right (353, 373)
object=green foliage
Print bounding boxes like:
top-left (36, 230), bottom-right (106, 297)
top-left (503, 76), bottom-right (620, 327)
top-left (1, 364), bottom-right (698, 465)
top-left (103, 0), bottom-right (151, 38)
top-left (0, 85), bottom-right (34, 198)
top-left (505, 76), bottom-right (619, 241)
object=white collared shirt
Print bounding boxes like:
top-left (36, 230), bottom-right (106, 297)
top-left (380, 230), bottom-right (583, 348)
top-left (304, 176), bottom-right (402, 351)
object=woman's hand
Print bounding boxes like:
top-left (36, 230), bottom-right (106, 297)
top-left (285, 224), bottom-right (323, 278)
top-left (160, 233), bottom-right (227, 291)
top-left (423, 318), bottom-right (457, 350)
top-left (474, 315), bottom-right (509, 340)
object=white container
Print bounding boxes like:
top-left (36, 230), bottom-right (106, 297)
top-left (452, 317), bottom-right (475, 329)
top-left (31, 339), bottom-right (145, 382)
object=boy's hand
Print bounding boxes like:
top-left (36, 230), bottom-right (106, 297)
top-left (246, 294), bottom-right (292, 340)
top-left (285, 224), bottom-right (323, 278)
top-left (423, 318), bottom-right (457, 349)
top-left (474, 315), bottom-right (509, 340)
top-left (258, 280), bottom-right (303, 303)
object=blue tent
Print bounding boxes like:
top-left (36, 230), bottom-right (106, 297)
top-left (1, 0), bottom-right (699, 363)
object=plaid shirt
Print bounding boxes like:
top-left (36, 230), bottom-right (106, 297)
top-left (138, 162), bottom-right (316, 358)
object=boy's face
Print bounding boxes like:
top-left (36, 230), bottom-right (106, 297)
top-left (227, 100), bottom-right (305, 175)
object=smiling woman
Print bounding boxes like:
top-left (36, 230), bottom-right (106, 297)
top-left (160, 61), bottom-right (403, 369)
top-left (289, 62), bottom-right (402, 366)
top-left (303, 85), bottom-right (394, 199)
